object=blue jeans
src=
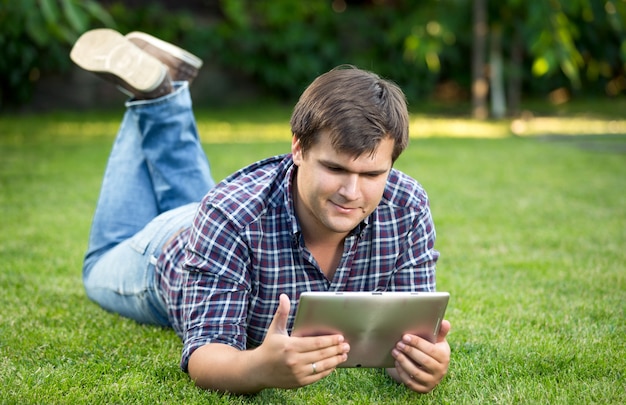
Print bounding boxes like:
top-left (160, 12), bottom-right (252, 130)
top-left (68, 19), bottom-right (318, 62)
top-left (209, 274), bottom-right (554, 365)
top-left (83, 82), bottom-right (215, 326)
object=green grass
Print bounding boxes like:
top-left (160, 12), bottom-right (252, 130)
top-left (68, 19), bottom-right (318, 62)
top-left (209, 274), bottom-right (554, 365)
top-left (1, 105), bottom-right (625, 404)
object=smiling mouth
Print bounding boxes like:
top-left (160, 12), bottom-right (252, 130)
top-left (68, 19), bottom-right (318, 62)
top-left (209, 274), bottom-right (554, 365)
top-left (330, 201), bottom-right (361, 213)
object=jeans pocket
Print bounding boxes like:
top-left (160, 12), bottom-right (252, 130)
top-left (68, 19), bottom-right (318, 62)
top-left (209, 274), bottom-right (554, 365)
top-left (129, 231), bottom-right (151, 255)
top-left (128, 203), bottom-right (197, 259)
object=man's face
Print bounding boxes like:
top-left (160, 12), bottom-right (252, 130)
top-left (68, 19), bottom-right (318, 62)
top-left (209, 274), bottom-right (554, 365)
top-left (292, 130), bottom-right (394, 240)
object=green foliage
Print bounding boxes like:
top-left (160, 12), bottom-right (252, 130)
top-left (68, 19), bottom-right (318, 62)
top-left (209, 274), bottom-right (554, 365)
top-left (205, 0), bottom-right (626, 103)
top-left (490, 0), bottom-right (626, 95)
top-left (206, 0), bottom-right (470, 103)
top-left (96, 0), bottom-right (473, 104)
top-left (114, 0), bottom-right (624, 104)
top-left (106, 2), bottom-right (200, 48)
top-left (0, 0), bottom-right (114, 108)
top-left (1, 0), bottom-right (625, 109)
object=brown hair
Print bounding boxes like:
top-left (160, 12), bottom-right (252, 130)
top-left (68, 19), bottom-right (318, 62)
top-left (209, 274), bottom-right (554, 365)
top-left (290, 65), bottom-right (409, 162)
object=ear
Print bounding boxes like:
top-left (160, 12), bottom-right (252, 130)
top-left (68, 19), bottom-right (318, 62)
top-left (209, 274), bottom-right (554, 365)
top-left (291, 136), bottom-right (303, 166)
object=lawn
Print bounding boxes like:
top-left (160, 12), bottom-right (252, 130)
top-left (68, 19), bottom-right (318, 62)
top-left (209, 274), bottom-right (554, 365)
top-left (1, 103), bottom-right (625, 404)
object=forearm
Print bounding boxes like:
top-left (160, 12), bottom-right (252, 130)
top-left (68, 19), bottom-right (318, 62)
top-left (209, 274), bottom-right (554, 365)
top-left (185, 294), bottom-right (350, 393)
top-left (187, 343), bottom-right (266, 394)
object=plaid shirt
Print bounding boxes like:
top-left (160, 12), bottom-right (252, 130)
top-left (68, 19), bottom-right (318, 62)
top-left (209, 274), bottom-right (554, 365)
top-left (156, 154), bottom-right (438, 372)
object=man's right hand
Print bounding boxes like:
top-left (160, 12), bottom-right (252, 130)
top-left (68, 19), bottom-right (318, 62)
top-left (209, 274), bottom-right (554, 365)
top-left (187, 293), bottom-right (349, 394)
top-left (251, 293), bottom-right (350, 389)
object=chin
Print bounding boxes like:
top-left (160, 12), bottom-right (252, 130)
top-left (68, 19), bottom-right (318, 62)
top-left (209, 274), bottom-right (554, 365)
top-left (326, 219), bottom-right (362, 234)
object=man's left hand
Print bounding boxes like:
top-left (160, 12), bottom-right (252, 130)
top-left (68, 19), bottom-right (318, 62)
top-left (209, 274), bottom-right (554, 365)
top-left (387, 320), bottom-right (451, 393)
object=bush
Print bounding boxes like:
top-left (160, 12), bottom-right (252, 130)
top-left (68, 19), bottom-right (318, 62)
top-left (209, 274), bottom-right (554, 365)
top-left (205, 0), bottom-right (470, 103)
top-left (0, 0), bottom-right (114, 109)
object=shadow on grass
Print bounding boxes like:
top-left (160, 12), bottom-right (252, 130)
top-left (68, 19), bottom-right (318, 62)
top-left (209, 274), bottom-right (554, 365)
top-left (532, 134), bottom-right (626, 153)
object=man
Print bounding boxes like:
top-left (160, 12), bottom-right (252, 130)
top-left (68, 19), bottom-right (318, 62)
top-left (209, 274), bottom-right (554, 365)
top-left (71, 28), bottom-right (451, 394)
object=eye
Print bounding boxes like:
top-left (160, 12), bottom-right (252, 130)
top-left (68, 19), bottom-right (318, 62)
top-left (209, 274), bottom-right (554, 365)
top-left (326, 165), bottom-right (345, 173)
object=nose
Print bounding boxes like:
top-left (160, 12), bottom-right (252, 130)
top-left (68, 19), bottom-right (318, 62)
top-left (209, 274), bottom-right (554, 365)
top-left (338, 173), bottom-right (360, 200)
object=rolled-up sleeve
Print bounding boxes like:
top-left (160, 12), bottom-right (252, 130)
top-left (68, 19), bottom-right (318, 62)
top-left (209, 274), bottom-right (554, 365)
top-left (179, 203), bottom-right (251, 372)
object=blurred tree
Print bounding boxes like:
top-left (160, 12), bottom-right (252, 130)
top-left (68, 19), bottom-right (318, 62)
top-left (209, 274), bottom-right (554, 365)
top-left (478, 0), bottom-right (626, 118)
top-left (472, 0), bottom-right (489, 118)
top-left (393, 0), bottom-right (471, 102)
top-left (399, 0), bottom-right (626, 117)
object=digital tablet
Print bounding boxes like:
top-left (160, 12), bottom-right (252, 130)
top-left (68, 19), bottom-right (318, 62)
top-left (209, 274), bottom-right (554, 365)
top-left (291, 291), bottom-right (449, 368)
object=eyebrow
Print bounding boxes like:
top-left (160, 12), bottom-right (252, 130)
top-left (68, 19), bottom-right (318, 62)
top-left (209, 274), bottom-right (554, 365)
top-left (319, 159), bottom-right (390, 176)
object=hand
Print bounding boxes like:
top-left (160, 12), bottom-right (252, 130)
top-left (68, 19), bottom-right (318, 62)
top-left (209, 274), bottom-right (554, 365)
top-left (254, 294), bottom-right (350, 389)
top-left (388, 320), bottom-right (451, 393)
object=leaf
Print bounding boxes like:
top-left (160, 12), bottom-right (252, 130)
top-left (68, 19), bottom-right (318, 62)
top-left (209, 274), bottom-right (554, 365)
top-left (39, 0), bottom-right (61, 25)
top-left (82, 0), bottom-right (116, 28)
top-left (561, 59), bottom-right (581, 88)
top-left (25, 8), bottom-right (49, 46)
top-left (60, 0), bottom-right (88, 34)
top-left (222, 0), bottom-right (250, 28)
top-left (532, 57), bottom-right (550, 77)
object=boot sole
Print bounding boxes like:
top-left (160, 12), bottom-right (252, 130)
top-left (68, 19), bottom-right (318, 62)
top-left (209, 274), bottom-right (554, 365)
top-left (125, 31), bottom-right (203, 69)
top-left (70, 28), bottom-right (166, 93)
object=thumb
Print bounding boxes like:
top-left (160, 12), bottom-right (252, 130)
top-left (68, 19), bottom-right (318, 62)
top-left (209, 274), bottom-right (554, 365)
top-left (437, 319), bottom-right (451, 342)
top-left (267, 293), bottom-right (291, 336)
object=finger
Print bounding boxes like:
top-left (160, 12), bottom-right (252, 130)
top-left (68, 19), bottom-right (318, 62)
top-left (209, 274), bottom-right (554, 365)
top-left (394, 336), bottom-right (449, 380)
top-left (401, 333), bottom-right (450, 365)
top-left (267, 294), bottom-right (291, 336)
top-left (296, 334), bottom-right (349, 359)
top-left (392, 343), bottom-right (432, 375)
top-left (393, 360), bottom-right (433, 393)
top-left (302, 361), bottom-right (334, 382)
top-left (296, 337), bottom-right (349, 378)
top-left (397, 336), bottom-right (435, 367)
top-left (303, 350), bottom-right (349, 380)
